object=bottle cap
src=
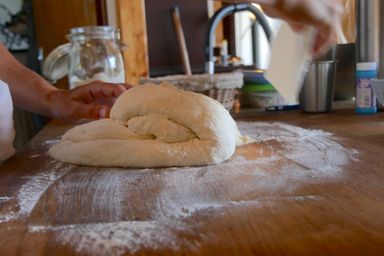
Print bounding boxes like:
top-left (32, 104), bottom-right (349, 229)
top-left (357, 62), bottom-right (377, 71)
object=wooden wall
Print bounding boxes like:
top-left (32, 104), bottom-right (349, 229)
top-left (144, 0), bottom-right (209, 76)
top-left (32, 1), bottom-right (218, 84)
top-left (115, 0), bottom-right (149, 84)
top-left (32, 0), bottom-right (99, 89)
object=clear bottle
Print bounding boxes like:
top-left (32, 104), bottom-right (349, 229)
top-left (355, 62), bottom-right (377, 114)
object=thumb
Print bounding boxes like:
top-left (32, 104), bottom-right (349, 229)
top-left (73, 103), bottom-right (111, 120)
top-left (97, 105), bottom-right (110, 119)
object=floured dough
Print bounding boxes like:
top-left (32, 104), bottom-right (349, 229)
top-left (49, 83), bottom-right (241, 167)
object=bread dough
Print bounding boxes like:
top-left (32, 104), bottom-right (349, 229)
top-left (49, 83), bottom-right (241, 168)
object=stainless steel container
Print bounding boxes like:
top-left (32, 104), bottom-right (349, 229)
top-left (356, 0), bottom-right (384, 76)
top-left (300, 61), bottom-right (337, 113)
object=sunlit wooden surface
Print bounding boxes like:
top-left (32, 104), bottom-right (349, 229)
top-left (1, 109), bottom-right (384, 255)
top-left (116, 0), bottom-right (149, 84)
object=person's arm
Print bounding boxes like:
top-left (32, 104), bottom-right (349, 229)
top-left (221, 0), bottom-right (344, 55)
top-left (0, 44), bottom-right (130, 121)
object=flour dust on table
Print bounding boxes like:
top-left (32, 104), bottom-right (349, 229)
top-left (49, 83), bottom-right (242, 168)
top-left (0, 160), bottom-right (73, 223)
top-left (13, 121), bottom-right (359, 255)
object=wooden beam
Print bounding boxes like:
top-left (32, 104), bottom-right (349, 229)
top-left (214, 1), bottom-right (224, 46)
top-left (95, 0), bottom-right (108, 25)
top-left (115, 0), bottom-right (149, 85)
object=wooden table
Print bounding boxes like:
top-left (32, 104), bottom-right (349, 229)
top-left (1, 109), bottom-right (384, 256)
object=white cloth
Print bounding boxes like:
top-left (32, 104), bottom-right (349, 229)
top-left (265, 22), bottom-right (315, 105)
top-left (0, 80), bottom-right (15, 162)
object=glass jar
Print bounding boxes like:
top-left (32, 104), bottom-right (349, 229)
top-left (42, 26), bottom-right (126, 89)
top-left (68, 26), bottom-right (126, 88)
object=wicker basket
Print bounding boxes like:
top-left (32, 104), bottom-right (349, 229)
top-left (140, 72), bottom-right (243, 110)
top-left (201, 88), bottom-right (238, 110)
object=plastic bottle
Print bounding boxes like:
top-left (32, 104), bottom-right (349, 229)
top-left (355, 62), bottom-right (377, 114)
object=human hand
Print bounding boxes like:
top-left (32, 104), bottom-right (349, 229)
top-left (219, 0), bottom-right (344, 56)
top-left (46, 81), bottom-right (132, 121)
top-left (261, 0), bottom-right (344, 56)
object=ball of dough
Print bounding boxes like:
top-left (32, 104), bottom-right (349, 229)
top-left (49, 83), bottom-right (241, 168)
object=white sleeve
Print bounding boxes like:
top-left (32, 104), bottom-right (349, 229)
top-left (0, 80), bottom-right (15, 163)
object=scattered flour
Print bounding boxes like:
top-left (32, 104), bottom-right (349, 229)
top-left (0, 213), bottom-right (18, 223)
top-left (18, 162), bottom-right (72, 216)
top-left (237, 122), bottom-right (359, 171)
top-left (0, 161), bottom-right (73, 223)
top-left (0, 196), bottom-right (16, 223)
top-left (30, 221), bottom-right (196, 255)
top-left (41, 139), bottom-right (61, 146)
top-left (2, 121), bottom-right (358, 255)
top-left (0, 196), bottom-right (11, 203)
top-left (154, 122), bottom-right (358, 220)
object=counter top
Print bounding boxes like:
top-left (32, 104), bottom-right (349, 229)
top-left (1, 109), bottom-right (384, 255)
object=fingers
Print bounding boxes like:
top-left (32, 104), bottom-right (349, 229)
top-left (312, 25), bottom-right (338, 57)
top-left (69, 103), bottom-right (112, 121)
top-left (264, 0), bottom-right (344, 55)
top-left (88, 104), bottom-right (111, 119)
top-left (72, 81), bottom-right (133, 102)
top-left (312, 34), bottom-right (331, 57)
top-left (120, 83), bottom-right (133, 90)
top-left (47, 82), bottom-right (133, 121)
top-left (283, 0), bottom-right (342, 57)
top-left (287, 22), bottom-right (305, 33)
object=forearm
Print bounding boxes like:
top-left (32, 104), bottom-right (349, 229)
top-left (0, 44), bottom-right (58, 117)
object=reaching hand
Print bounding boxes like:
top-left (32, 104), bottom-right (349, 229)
top-left (262, 0), bottom-right (344, 55)
top-left (46, 81), bottom-right (132, 121)
top-left (0, 43), bottom-right (133, 122)
top-left (220, 0), bottom-right (344, 55)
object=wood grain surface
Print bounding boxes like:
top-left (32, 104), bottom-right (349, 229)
top-left (1, 109), bottom-right (384, 255)
top-left (116, 0), bottom-right (149, 84)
